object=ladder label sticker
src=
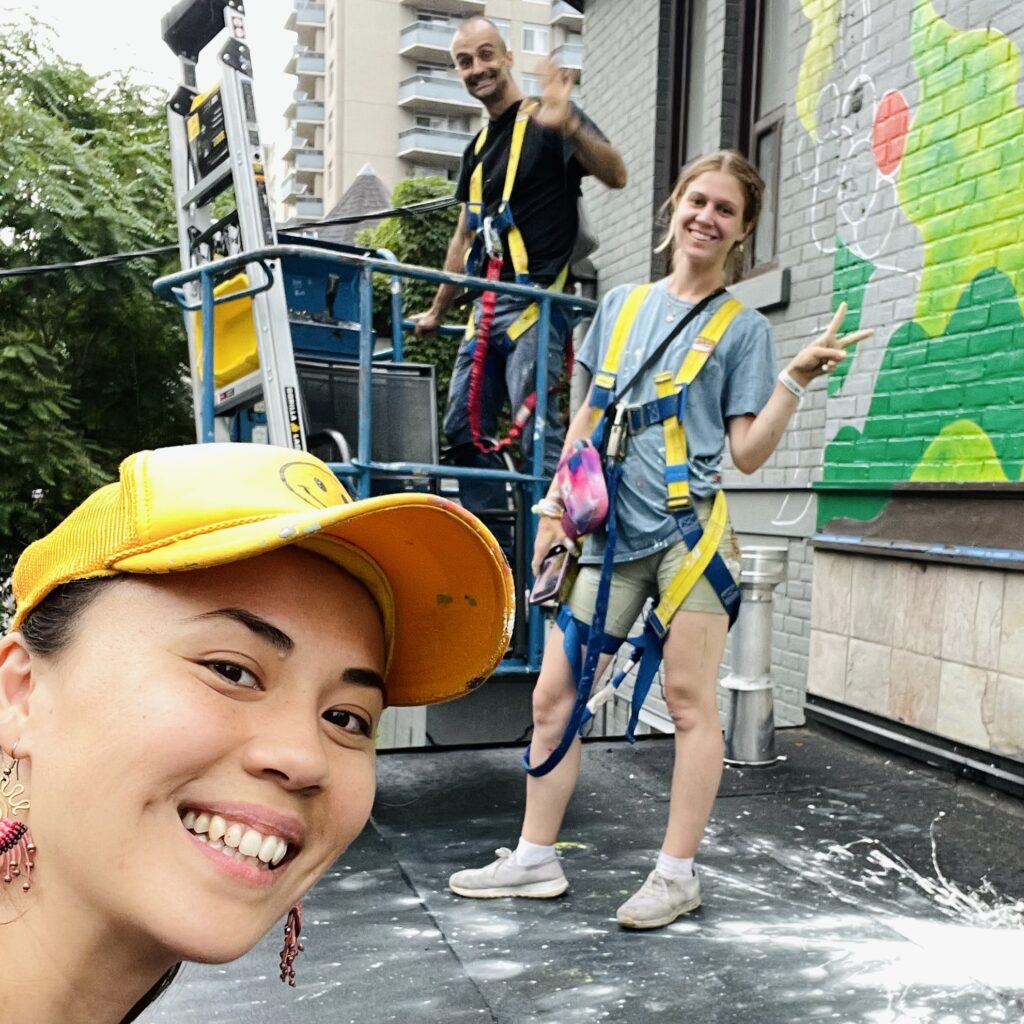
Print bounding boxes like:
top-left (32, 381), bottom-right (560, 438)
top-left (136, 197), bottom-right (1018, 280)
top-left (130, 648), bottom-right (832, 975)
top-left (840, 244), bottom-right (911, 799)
top-left (285, 386), bottom-right (303, 448)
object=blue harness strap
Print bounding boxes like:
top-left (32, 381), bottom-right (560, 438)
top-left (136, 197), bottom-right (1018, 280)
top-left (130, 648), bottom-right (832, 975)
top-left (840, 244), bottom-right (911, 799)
top-left (523, 462), bottom-right (625, 777)
top-left (521, 290), bottom-right (746, 773)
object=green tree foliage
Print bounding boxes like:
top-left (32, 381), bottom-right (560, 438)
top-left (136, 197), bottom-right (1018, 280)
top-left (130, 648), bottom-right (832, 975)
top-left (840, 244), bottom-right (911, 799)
top-left (0, 20), bottom-right (193, 581)
top-left (0, 337), bottom-right (107, 581)
top-left (356, 176), bottom-right (462, 420)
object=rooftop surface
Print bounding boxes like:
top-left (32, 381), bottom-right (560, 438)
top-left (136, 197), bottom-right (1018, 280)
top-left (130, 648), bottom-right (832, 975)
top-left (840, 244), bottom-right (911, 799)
top-left (147, 724), bottom-right (1024, 1024)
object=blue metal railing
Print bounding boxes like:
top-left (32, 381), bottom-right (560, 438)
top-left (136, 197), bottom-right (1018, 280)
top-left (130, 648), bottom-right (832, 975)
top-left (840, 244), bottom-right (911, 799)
top-left (153, 243), bottom-right (597, 673)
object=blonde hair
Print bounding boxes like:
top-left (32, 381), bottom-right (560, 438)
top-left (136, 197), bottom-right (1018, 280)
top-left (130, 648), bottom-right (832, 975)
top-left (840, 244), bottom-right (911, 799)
top-left (655, 150), bottom-right (765, 282)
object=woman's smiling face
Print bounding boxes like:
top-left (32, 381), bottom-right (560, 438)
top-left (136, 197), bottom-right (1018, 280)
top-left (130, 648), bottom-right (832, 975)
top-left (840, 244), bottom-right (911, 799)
top-left (672, 169), bottom-right (751, 271)
top-left (9, 546), bottom-right (385, 965)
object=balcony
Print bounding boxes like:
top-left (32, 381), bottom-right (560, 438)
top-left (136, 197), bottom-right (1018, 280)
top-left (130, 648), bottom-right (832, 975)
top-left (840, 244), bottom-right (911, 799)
top-left (400, 0), bottom-right (484, 13)
top-left (285, 97), bottom-right (326, 124)
top-left (398, 21), bottom-right (455, 60)
top-left (550, 1), bottom-right (584, 30)
top-left (285, 2), bottom-right (325, 31)
top-left (286, 47), bottom-right (326, 76)
top-left (398, 74), bottom-right (478, 116)
top-left (552, 41), bottom-right (583, 72)
top-left (398, 126), bottom-right (473, 167)
top-left (282, 133), bottom-right (312, 159)
top-left (294, 148), bottom-right (324, 172)
top-left (279, 175), bottom-right (310, 201)
top-left (294, 196), bottom-right (324, 219)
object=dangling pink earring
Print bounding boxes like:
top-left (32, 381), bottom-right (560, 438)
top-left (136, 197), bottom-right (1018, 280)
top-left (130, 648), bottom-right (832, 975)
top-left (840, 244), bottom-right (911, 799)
top-left (0, 751), bottom-right (34, 892)
top-left (278, 903), bottom-right (304, 986)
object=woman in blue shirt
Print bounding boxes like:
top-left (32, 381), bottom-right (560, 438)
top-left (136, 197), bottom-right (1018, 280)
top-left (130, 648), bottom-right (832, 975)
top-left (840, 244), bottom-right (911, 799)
top-left (450, 151), bottom-right (870, 928)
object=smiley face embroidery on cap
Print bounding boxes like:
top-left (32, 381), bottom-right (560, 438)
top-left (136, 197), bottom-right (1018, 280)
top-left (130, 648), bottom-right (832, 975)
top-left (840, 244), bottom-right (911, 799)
top-left (280, 461), bottom-right (350, 509)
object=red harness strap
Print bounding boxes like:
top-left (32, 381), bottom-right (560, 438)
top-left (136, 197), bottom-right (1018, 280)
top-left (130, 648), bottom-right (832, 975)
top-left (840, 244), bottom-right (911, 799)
top-left (466, 256), bottom-right (573, 455)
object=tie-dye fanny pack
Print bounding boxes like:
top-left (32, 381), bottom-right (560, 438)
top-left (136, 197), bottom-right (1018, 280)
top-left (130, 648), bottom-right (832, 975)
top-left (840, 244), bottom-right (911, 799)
top-left (554, 439), bottom-right (608, 541)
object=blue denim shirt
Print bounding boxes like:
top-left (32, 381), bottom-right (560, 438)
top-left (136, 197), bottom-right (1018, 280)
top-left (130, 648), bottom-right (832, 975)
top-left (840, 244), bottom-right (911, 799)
top-left (576, 279), bottom-right (775, 563)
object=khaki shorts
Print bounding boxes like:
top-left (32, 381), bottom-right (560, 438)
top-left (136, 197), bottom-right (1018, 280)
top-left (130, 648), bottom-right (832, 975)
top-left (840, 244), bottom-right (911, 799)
top-left (566, 499), bottom-right (741, 638)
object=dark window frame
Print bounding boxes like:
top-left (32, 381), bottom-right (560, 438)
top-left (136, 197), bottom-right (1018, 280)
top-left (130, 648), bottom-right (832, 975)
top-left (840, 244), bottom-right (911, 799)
top-left (738, 0), bottom-right (784, 277)
top-left (665, 0), bottom-right (693, 180)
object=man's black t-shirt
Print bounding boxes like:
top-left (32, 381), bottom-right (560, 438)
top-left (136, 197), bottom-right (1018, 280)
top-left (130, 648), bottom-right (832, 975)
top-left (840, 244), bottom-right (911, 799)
top-left (455, 100), bottom-right (603, 287)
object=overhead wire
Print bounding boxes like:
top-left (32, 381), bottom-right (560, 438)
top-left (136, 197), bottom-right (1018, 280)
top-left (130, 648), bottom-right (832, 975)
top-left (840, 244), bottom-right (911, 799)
top-left (0, 195), bottom-right (459, 281)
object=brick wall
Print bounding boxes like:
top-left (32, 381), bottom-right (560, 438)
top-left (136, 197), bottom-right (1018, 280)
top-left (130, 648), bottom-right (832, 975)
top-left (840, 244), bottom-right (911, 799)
top-left (578, 0), bottom-right (1024, 747)
top-left (578, 0), bottom-right (661, 290)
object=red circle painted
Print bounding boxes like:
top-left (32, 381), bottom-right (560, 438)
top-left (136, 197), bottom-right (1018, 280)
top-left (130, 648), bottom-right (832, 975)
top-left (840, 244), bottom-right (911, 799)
top-left (872, 90), bottom-right (911, 176)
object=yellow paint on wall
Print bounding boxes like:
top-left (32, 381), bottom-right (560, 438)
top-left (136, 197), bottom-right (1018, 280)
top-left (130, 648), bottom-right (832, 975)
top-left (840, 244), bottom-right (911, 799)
top-left (796, 0), bottom-right (842, 141)
top-left (910, 421), bottom-right (1010, 482)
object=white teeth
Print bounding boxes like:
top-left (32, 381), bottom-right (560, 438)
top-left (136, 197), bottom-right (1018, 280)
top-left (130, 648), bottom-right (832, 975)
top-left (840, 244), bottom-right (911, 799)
top-left (258, 834), bottom-right (280, 864)
top-left (239, 828), bottom-right (263, 858)
top-left (181, 810), bottom-right (291, 868)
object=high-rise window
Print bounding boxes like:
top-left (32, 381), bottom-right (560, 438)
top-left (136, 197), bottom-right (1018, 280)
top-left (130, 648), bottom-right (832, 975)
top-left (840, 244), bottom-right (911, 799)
top-left (522, 25), bottom-right (549, 54)
top-left (416, 10), bottom-right (450, 25)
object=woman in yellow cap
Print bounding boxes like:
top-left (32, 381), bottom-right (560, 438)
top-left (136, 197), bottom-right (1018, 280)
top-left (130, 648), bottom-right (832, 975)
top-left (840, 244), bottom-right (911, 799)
top-left (0, 442), bottom-right (513, 1023)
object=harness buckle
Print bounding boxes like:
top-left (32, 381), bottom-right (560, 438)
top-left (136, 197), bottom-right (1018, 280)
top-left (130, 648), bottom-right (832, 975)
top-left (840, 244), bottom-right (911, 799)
top-left (482, 216), bottom-right (503, 259)
top-left (606, 404), bottom-right (629, 462)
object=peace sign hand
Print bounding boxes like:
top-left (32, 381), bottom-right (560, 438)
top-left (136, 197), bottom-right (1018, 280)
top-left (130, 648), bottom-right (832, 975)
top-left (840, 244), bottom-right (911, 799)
top-left (787, 302), bottom-right (874, 387)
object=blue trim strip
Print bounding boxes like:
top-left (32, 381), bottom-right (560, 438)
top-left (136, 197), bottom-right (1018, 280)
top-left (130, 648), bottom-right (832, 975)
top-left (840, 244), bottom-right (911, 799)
top-left (814, 533), bottom-right (1024, 565)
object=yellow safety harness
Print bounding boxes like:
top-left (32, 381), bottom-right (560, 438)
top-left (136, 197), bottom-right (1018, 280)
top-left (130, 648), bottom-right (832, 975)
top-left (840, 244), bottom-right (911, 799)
top-left (463, 99), bottom-right (569, 344)
top-left (588, 288), bottom-right (743, 629)
top-left (525, 284), bottom-right (745, 776)
top-left (462, 99), bottom-right (572, 455)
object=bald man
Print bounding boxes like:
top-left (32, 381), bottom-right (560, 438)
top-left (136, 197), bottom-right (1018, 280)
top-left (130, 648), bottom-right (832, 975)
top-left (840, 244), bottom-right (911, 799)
top-left (413, 16), bottom-right (625, 556)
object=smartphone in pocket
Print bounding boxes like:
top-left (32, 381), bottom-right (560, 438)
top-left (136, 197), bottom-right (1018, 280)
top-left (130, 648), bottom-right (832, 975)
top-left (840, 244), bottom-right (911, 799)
top-left (529, 544), bottom-right (572, 606)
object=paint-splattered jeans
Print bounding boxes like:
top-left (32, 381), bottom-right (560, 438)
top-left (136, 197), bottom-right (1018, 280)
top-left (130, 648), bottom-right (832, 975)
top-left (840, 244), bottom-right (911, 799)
top-left (443, 293), bottom-right (569, 561)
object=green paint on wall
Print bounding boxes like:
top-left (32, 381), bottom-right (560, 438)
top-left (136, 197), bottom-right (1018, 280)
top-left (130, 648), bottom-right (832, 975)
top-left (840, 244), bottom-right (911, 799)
top-left (901, 0), bottom-right (1024, 336)
top-left (828, 237), bottom-right (876, 396)
top-left (820, 3), bottom-right (1024, 489)
top-left (824, 268), bottom-right (1024, 485)
top-left (816, 489), bottom-right (892, 530)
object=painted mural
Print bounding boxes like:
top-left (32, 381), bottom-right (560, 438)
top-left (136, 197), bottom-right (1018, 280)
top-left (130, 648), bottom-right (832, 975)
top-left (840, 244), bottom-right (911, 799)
top-left (796, 0), bottom-right (1024, 522)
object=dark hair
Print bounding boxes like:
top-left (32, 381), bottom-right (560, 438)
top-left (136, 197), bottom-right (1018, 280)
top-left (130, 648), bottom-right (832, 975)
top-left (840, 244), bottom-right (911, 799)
top-left (18, 578), bottom-right (119, 656)
top-left (15, 576), bottom-right (183, 1021)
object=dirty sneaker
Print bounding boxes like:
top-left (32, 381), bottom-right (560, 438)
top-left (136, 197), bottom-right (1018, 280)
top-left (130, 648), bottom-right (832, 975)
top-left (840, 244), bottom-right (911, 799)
top-left (449, 847), bottom-right (569, 899)
top-left (616, 868), bottom-right (701, 929)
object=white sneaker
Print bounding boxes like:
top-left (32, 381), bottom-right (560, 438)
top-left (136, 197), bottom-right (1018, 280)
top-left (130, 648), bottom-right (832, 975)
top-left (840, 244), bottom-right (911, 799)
top-left (449, 847), bottom-right (569, 899)
top-left (616, 868), bottom-right (701, 929)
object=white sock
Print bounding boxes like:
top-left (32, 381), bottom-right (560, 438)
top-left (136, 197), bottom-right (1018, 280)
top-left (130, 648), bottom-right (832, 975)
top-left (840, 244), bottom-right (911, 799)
top-left (515, 836), bottom-right (556, 866)
top-left (656, 851), bottom-right (695, 880)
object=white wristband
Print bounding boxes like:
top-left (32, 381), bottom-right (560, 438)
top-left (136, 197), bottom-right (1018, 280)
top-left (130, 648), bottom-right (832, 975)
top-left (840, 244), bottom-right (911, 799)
top-left (531, 497), bottom-right (565, 519)
top-left (777, 369), bottom-right (806, 401)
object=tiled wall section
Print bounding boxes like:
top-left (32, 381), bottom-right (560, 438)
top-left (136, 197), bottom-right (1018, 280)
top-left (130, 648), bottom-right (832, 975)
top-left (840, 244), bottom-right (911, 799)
top-left (809, 551), bottom-right (1024, 759)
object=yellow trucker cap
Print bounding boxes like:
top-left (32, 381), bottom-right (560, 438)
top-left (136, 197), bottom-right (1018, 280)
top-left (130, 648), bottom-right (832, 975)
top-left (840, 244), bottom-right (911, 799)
top-left (11, 444), bottom-right (514, 707)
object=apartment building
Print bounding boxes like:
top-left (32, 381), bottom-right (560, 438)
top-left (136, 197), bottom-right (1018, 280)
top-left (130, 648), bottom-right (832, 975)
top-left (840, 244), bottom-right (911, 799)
top-left (277, 0), bottom-right (584, 224)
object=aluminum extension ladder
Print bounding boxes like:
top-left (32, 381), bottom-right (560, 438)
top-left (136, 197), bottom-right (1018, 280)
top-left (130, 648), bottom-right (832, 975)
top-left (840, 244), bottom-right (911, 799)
top-left (161, 0), bottom-right (307, 448)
